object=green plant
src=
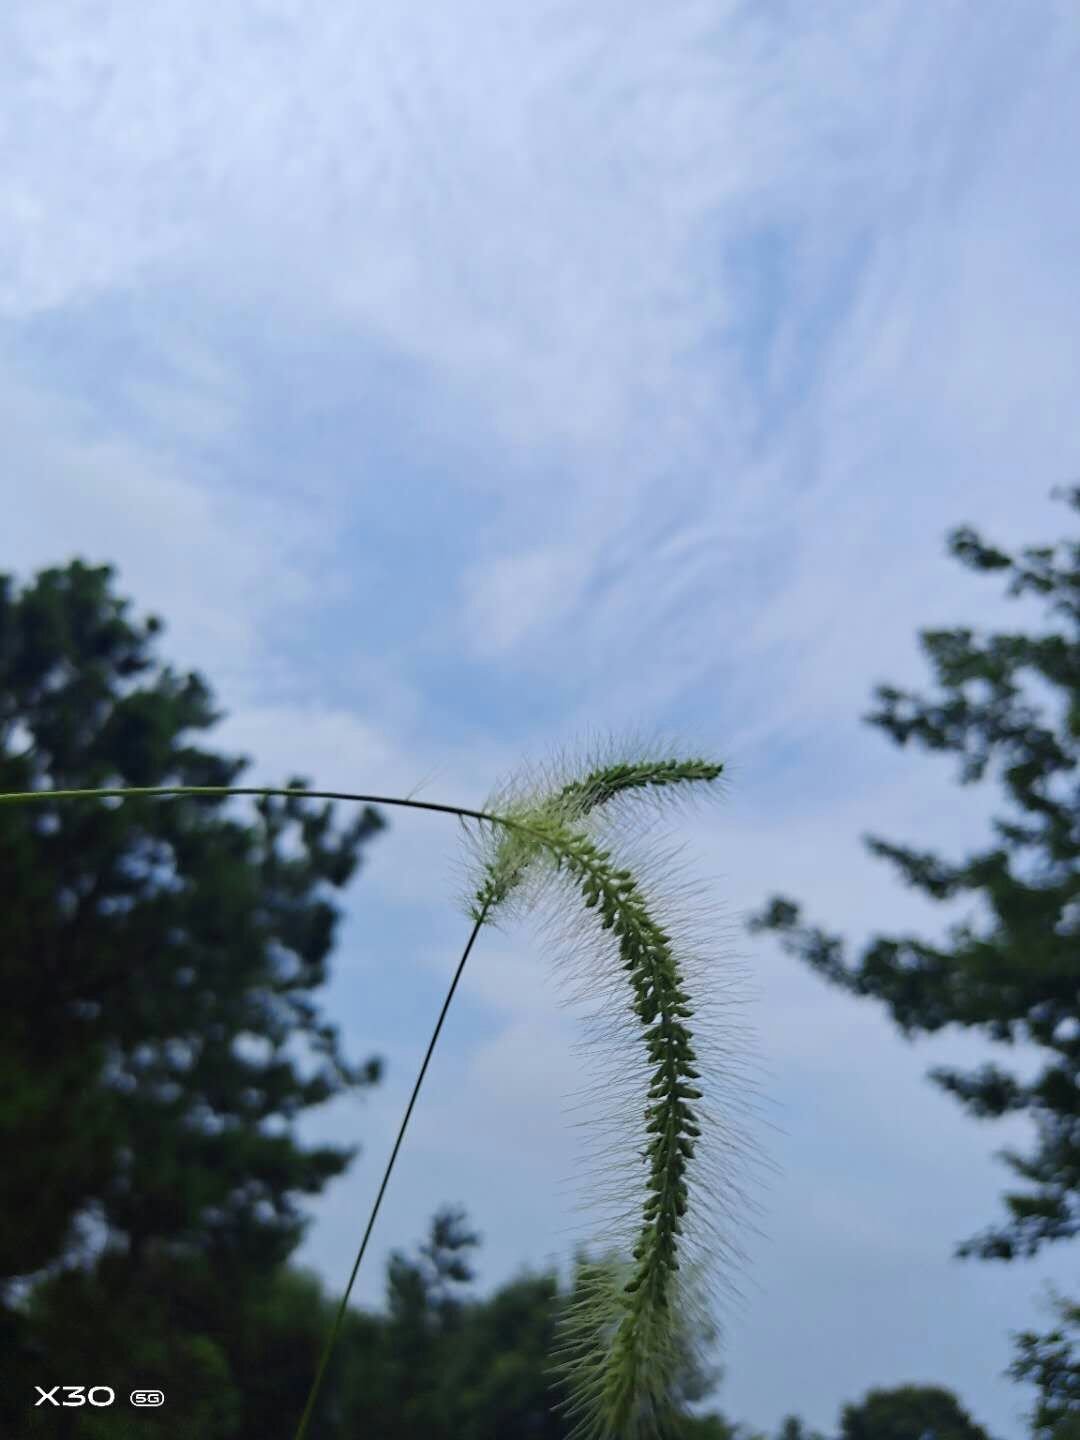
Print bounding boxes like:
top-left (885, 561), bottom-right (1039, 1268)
top-left (2, 730), bottom-right (766, 1439)
top-left (747, 484), bottom-right (1080, 1266)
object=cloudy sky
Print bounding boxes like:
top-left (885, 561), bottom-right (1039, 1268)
top-left (3, 2), bottom-right (1078, 1435)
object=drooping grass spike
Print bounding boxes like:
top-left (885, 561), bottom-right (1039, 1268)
top-left (455, 732), bottom-right (770, 1439)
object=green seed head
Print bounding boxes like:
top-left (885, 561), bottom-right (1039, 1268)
top-left (456, 731), bottom-right (770, 1439)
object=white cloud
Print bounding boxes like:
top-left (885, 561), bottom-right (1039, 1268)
top-left (3, 1), bottom-right (1045, 460)
top-left (460, 542), bottom-right (591, 659)
top-left (0, 361), bottom-right (320, 679)
top-left (5, 1), bottom-right (1074, 727)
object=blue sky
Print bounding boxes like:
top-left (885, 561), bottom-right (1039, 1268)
top-left (3, 3), bottom-right (1078, 1436)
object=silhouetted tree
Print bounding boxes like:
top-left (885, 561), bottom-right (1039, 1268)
top-left (838, 1383), bottom-right (996, 1440)
top-left (1008, 1287), bottom-right (1080, 1440)
top-left (0, 558), bottom-right (386, 1430)
top-left (748, 486), bottom-right (1080, 1263)
top-left (746, 485), bottom-right (1080, 1435)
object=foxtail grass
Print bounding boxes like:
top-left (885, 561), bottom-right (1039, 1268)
top-left (1, 729), bottom-right (771, 1439)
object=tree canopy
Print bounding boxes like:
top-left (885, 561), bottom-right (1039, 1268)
top-left (1008, 1288), bottom-right (1080, 1440)
top-left (748, 485), bottom-right (1080, 1264)
top-left (0, 558), bottom-right (386, 1425)
top-left (747, 485), bottom-right (1080, 1433)
top-left (839, 1384), bottom-right (996, 1440)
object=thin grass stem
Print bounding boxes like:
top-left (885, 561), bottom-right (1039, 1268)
top-left (292, 897), bottom-right (492, 1440)
top-left (0, 783), bottom-right (499, 826)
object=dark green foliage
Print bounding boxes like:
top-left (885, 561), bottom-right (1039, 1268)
top-left (0, 559), bottom-right (385, 1429)
top-left (20, 1250), bottom-right (246, 1437)
top-left (291, 1208), bottom-right (734, 1440)
top-left (773, 1417), bottom-right (826, 1440)
top-left (678, 1418), bottom-right (768, 1440)
top-left (747, 486), bottom-right (1080, 1259)
top-left (361, 1207), bottom-right (568, 1440)
top-left (746, 486), bottom-right (1080, 1428)
top-left (271, 1205), bottom-right (735, 1439)
top-left (838, 1383), bottom-right (996, 1440)
top-left (1008, 1289), bottom-right (1080, 1440)
top-left (14, 1194), bottom-right (1001, 1439)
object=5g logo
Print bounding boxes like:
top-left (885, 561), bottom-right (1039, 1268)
top-left (35, 1386), bottom-right (115, 1407)
top-left (131, 1389), bottom-right (165, 1407)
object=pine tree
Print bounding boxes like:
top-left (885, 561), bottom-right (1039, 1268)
top-left (748, 485), bottom-right (1080, 1263)
top-left (0, 559), bottom-right (386, 1426)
